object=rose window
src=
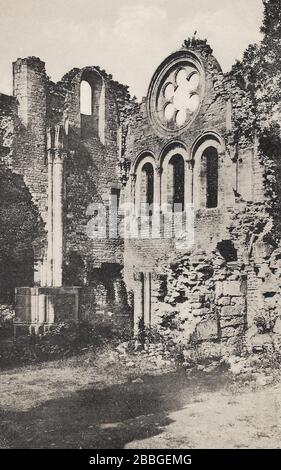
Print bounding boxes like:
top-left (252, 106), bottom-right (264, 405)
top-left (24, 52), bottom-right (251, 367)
top-left (157, 65), bottom-right (202, 130)
top-left (148, 53), bottom-right (204, 136)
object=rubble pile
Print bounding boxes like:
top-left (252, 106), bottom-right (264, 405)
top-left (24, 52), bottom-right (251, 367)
top-left (152, 250), bottom-right (247, 359)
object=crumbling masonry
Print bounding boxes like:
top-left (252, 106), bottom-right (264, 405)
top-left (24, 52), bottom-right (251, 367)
top-left (0, 38), bottom-right (280, 356)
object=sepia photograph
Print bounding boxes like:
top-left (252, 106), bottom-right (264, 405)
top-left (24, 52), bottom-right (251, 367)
top-left (0, 0), bottom-right (280, 461)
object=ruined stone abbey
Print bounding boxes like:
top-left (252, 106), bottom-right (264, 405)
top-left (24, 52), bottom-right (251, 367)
top-left (0, 37), bottom-right (280, 356)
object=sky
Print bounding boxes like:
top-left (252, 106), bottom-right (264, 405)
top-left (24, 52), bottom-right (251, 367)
top-left (0, 0), bottom-right (264, 100)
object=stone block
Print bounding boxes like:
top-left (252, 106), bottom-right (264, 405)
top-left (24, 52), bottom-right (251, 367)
top-left (192, 308), bottom-right (211, 317)
top-left (220, 317), bottom-right (245, 328)
top-left (222, 281), bottom-right (242, 296)
top-left (220, 325), bottom-right (244, 339)
top-left (249, 333), bottom-right (274, 352)
top-left (190, 293), bottom-right (205, 303)
top-left (230, 296), bottom-right (245, 306)
top-left (205, 292), bottom-right (215, 302)
top-left (273, 317), bottom-right (281, 335)
top-left (221, 305), bottom-right (244, 317)
top-left (227, 274), bottom-right (240, 281)
top-left (194, 318), bottom-right (218, 341)
top-left (217, 296), bottom-right (231, 306)
top-left (190, 302), bottom-right (203, 309)
top-left (215, 282), bottom-right (223, 298)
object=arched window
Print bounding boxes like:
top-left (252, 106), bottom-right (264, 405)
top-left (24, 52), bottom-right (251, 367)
top-left (141, 162), bottom-right (154, 207)
top-left (169, 154), bottom-right (185, 211)
top-left (80, 71), bottom-right (105, 142)
top-left (203, 147), bottom-right (218, 208)
top-left (160, 143), bottom-right (188, 211)
top-left (134, 157), bottom-right (155, 215)
top-left (80, 80), bottom-right (92, 115)
top-left (192, 134), bottom-right (222, 209)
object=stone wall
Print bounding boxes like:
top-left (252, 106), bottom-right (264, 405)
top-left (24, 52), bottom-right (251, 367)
top-left (145, 250), bottom-right (247, 354)
top-left (0, 39), bottom-right (280, 351)
top-left (121, 39), bottom-right (280, 354)
top-left (0, 56), bottom-right (134, 326)
top-left (11, 57), bottom-right (49, 227)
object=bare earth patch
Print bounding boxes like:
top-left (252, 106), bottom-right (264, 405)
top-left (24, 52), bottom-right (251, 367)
top-left (0, 347), bottom-right (281, 449)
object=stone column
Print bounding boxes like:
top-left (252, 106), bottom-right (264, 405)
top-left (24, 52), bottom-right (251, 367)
top-left (46, 125), bottom-right (66, 288)
top-left (133, 272), bottom-right (144, 335)
top-left (218, 150), bottom-right (224, 207)
top-left (38, 293), bottom-right (46, 323)
top-left (152, 166), bottom-right (162, 238)
top-left (185, 159), bottom-right (194, 208)
top-left (47, 297), bottom-right (55, 324)
top-left (154, 166), bottom-right (162, 210)
top-left (130, 173), bottom-right (137, 214)
top-left (46, 149), bottom-right (54, 286)
top-left (52, 150), bottom-right (65, 287)
top-left (143, 272), bottom-right (152, 327)
top-left (41, 254), bottom-right (48, 287)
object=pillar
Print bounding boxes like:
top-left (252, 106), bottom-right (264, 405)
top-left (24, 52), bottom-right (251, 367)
top-left (130, 173), bottom-right (137, 214)
top-left (38, 294), bottom-right (46, 323)
top-left (152, 166), bottom-right (162, 238)
top-left (185, 159), bottom-right (194, 208)
top-left (46, 125), bottom-right (66, 288)
top-left (52, 150), bottom-right (65, 287)
top-left (46, 149), bottom-right (54, 286)
top-left (143, 272), bottom-right (152, 327)
top-left (154, 166), bottom-right (162, 209)
top-left (41, 254), bottom-right (48, 287)
top-left (133, 272), bottom-right (144, 335)
top-left (218, 150), bottom-right (224, 207)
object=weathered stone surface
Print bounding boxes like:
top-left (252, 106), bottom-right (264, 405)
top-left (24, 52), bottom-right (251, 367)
top-left (0, 35), bottom-right (280, 361)
top-left (220, 317), bottom-right (245, 328)
top-left (231, 297), bottom-right (245, 306)
top-left (273, 317), bottom-right (281, 335)
top-left (192, 308), bottom-right (211, 317)
top-left (249, 333), bottom-right (275, 352)
top-left (190, 302), bottom-right (203, 309)
top-left (227, 356), bottom-right (248, 375)
top-left (221, 305), bottom-right (244, 317)
top-left (217, 296), bottom-right (231, 306)
top-left (194, 318), bottom-right (218, 341)
top-left (220, 325), bottom-right (244, 339)
top-left (221, 281), bottom-right (242, 296)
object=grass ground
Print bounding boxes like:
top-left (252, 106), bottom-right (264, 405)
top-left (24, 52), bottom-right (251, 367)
top-left (0, 345), bottom-right (281, 449)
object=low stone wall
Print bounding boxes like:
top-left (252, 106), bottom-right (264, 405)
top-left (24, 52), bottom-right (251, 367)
top-left (14, 286), bottom-right (80, 335)
top-left (14, 285), bottom-right (133, 338)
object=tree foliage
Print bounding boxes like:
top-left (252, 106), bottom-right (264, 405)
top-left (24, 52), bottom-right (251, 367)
top-left (227, 0), bottom-right (281, 238)
top-left (231, 0), bottom-right (281, 130)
